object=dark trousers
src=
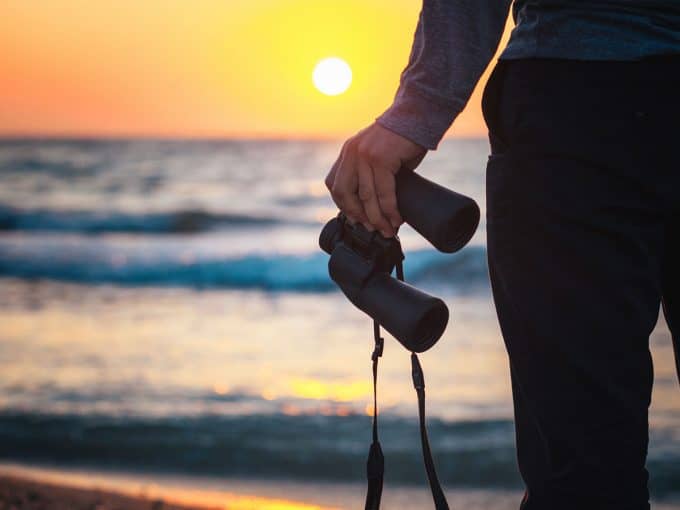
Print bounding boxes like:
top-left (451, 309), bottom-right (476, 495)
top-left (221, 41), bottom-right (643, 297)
top-left (482, 57), bottom-right (680, 510)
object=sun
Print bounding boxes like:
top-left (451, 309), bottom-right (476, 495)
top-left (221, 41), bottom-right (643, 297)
top-left (312, 57), bottom-right (352, 96)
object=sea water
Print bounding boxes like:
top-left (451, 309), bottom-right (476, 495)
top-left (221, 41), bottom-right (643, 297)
top-left (0, 139), bottom-right (678, 505)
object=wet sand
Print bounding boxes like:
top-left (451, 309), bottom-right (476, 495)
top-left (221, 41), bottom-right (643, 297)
top-left (0, 464), bottom-right (335, 510)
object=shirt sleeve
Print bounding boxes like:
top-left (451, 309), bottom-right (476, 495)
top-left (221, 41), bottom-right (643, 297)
top-left (376, 0), bottom-right (513, 150)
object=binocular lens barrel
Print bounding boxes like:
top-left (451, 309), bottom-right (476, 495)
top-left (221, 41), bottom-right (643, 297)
top-left (396, 171), bottom-right (480, 253)
top-left (358, 272), bottom-right (448, 353)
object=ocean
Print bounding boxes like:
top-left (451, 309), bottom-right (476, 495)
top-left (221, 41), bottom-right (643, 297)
top-left (0, 138), bottom-right (678, 507)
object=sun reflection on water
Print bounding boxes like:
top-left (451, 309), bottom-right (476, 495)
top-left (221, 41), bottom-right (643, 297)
top-left (289, 378), bottom-right (371, 402)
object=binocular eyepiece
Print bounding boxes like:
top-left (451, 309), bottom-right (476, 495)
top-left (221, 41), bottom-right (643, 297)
top-left (319, 169), bottom-right (480, 353)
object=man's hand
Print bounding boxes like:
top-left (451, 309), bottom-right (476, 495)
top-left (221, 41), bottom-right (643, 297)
top-left (325, 123), bottom-right (427, 238)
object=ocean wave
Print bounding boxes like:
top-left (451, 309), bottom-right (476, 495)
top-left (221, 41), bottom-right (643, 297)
top-left (0, 206), bottom-right (303, 234)
top-left (0, 411), bottom-right (678, 494)
top-left (0, 245), bottom-right (489, 291)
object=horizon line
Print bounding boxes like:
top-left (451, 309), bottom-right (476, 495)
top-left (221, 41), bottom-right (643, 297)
top-left (0, 132), bottom-right (487, 143)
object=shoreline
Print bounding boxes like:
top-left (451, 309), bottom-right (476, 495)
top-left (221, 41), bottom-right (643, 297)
top-left (1, 462), bottom-right (679, 510)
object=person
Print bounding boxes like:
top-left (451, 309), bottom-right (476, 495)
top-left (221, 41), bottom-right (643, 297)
top-left (324, 2), bottom-right (680, 509)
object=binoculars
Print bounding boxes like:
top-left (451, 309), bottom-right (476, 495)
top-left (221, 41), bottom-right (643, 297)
top-left (319, 170), bottom-right (480, 353)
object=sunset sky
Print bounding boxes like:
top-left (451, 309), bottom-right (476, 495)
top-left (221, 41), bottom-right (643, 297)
top-left (0, 1), bottom-right (512, 140)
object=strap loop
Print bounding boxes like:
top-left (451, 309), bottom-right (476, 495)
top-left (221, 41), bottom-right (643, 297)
top-left (411, 353), bottom-right (425, 391)
top-left (372, 322), bottom-right (384, 361)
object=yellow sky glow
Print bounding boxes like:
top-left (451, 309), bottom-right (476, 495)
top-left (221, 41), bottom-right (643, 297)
top-left (0, 1), bottom-right (512, 140)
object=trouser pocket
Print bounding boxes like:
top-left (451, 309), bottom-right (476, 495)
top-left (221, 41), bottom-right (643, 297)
top-left (481, 60), bottom-right (508, 153)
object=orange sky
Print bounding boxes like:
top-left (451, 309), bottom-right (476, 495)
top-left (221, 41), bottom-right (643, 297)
top-left (0, 1), bottom-right (512, 140)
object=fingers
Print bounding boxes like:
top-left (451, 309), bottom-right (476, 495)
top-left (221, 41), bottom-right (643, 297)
top-left (372, 163), bottom-right (403, 230)
top-left (357, 159), bottom-right (393, 237)
top-left (324, 140), bottom-right (346, 192)
top-left (330, 148), bottom-right (367, 224)
top-left (324, 161), bottom-right (337, 193)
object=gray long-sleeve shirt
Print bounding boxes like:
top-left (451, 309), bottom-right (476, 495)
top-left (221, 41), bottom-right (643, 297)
top-left (376, 1), bottom-right (680, 150)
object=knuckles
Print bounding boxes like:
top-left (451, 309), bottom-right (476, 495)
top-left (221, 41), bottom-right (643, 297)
top-left (344, 137), bottom-right (359, 153)
top-left (357, 142), bottom-right (384, 165)
top-left (331, 186), bottom-right (346, 200)
top-left (376, 191), bottom-right (396, 205)
top-left (356, 141), bottom-right (370, 158)
top-left (357, 186), bottom-right (374, 202)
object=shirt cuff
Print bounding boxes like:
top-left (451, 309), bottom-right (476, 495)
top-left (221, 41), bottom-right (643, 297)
top-left (375, 86), bottom-right (465, 150)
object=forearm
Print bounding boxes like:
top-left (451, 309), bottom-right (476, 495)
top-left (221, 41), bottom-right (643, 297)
top-left (377, 0), bottom-right (512, 150)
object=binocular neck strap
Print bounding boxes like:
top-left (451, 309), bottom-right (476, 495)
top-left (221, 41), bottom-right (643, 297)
top-left (364, 259), bottom-right (449, 510)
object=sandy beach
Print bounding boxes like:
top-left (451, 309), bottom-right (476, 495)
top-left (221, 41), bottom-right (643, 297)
top-left (0, 474), bottom-right (213, 510)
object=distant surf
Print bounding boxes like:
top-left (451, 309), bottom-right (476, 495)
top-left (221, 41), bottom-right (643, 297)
top-left (0, 239), bottom-right (489, 291)
top-left (0, 206), bottom-right (312, 234)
